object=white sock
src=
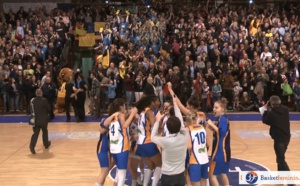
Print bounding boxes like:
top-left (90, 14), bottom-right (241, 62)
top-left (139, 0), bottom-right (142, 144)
top-left (152, 167), bottom-right (161, 186)
top-left (137, 176), bottom-right (143, 185)
top-left (95, 183), bottom-right (102, 186)
top-left (117, 169), bottom-right (127, 186)
top-left (206, 178), bottom-right (210, 186)
top-left (143, 169), bottom-right (153, 186)
top-left (131, 179), bottom-right (137, 186)
top-left (114, 168), bottom-right (119, 183)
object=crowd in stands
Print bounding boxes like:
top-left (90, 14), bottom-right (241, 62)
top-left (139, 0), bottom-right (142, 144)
top-left (1, 1), bottom-right (300, 115)
top-left (0, 5), bottom-right (73, 114)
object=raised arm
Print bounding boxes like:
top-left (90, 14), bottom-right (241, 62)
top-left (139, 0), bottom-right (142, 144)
top-left (173, 97), bottom-right (184, 129)
top-left (151, 110), bottom-right (167, 148)
top-left (167, 82), bottom-right (190, 115)
top-left (104, 112), bottom-right (119, 127)
top-left (119, 107), bottom-right (138, 129)
top-left (99, 118), bottom-right (108, 134)
top-left (206, 119), bottom-right (219, 133)
top-left (147, 109), bottom-right (156, 127)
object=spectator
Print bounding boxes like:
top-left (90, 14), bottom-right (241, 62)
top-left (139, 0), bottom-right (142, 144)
top-left (239, 92), bottom-right (254, 111)
top-left (41, 77), bottom-right (56, 120)
top-left (143, 76), bottom-right (156, 96)
top-left (1, 2), bottom-right (300, 115)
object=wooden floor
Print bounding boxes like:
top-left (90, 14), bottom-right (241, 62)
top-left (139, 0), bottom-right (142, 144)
top-left (0, 120), bottom-right (299, 186)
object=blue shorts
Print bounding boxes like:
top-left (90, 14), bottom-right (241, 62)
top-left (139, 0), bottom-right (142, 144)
top-left (97, 152), bottom-right (110, 168)
top-left (136, 143), bottom-right (159, 158)
top-left (130, 141), bottom-right (141, 157)
top-left (189, 163), bottom-right (209, 182)
top-left (209, 161), bottom-right (230, 175)
top-left (111, 151), bottom-right (129, 169)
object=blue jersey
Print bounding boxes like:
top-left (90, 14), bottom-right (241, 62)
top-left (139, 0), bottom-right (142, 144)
top-left (97, 132), bottom-right (109, 153)
top-left (97, 119), bottom-right (109, 153)
top-left (211, 115), bottom-right (231, 162)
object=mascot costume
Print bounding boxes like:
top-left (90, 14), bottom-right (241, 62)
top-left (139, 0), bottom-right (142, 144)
top-left (56, 67), bottom-right (74, 113)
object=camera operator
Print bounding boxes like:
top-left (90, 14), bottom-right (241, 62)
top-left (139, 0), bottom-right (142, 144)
top-left (261, 95), bottom-right (292, 172)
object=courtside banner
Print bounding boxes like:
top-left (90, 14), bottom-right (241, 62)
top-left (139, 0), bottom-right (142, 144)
top-left (239, 171), bottom-right (300, 185)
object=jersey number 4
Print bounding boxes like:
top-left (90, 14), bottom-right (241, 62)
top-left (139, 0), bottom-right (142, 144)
top-left (111, 125), bottom-right (115, 136)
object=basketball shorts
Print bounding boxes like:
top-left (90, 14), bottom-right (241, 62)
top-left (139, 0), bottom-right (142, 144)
top-left (209, 160), bottom-right (230, 175)
top-left (189, 163), bottom-right (209, 182)
top-left (129, 141), bottom-right (141, 159)
top-left (111, 151), bottom-right (129, 169)
top-left (97, 151), bottom-right (110, 168)
top-left (136, 143), bottom-right (159, 158)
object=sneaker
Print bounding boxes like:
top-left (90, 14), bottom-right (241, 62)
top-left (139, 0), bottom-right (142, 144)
top-left (45, 141), bottom-right (51, 149)
top-left (137, 176), bottom-right (143, 185)
top-left (30, 148), bottom-right (36, 154)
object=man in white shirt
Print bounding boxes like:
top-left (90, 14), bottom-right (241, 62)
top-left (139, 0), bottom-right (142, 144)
top-left (151, 94), bottom-right (188, 186)
top-left (260, 47), bottom-right (272, 65)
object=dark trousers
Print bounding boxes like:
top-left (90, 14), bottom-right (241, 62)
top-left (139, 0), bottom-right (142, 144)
top-left (274, 140), bottom-right (290, 171)
top-left (65, 98), bottom-right (78, 121)
top-left (201, 98), bottom-right (208, 112)
top-left (109, 98), bottom-right (114, 104)
top-left (161, 172), bottom-right (185, 186)
top-left (77, 94), bottom-right (86, 121)
top-left (100, 91), bottom-right (108, 109)
top-left (91, 96), bottom-right (100, 119)
top-left (30, 124), bottom-right (49, 149)
top-left (223, 89), bottom-right (233, 108)
top-left (263, 86), bottom-right (269, 100)
top-left (48, 100), bottom-right (55, 119)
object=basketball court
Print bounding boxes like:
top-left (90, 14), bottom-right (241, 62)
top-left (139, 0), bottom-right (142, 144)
top-left (0, 113), bottom-right (299, 186)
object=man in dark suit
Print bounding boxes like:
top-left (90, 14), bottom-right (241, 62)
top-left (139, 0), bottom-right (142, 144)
top-left (262, 96), bottom-right (292, 176)
top-left (143, 76), bottom-right (156, 96)
top-left (41, 77), bottom-right (56, 120)
top-left (29, 89), bottom-right (51, 154)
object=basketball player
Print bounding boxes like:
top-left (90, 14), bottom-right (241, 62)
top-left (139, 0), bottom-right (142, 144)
top-left (206, 98), bottom-right (231, 186)
top-left (168, 82), bottom-right (208, 185)
top-left (167, 83), bottom-right (207, 128)
top-left (104, 98), bottom-right (138, 186)
top-left (186, 111), bottom-right (209, 186)
top-left (135, 95), bottom-right (162, 186)
top-left (95, 118), bottom-right (114, 186)
top-left (128, 111), bottom-right (144, 186)
top-left (161, 100), bottom-right (174, 137)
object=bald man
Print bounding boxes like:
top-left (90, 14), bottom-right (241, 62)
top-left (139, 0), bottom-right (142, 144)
top-left (29, 89), bottom-right (51, 154)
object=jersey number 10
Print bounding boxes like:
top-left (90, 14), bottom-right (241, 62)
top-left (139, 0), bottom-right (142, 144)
top-left (195, 131), bottom-right (205, 145)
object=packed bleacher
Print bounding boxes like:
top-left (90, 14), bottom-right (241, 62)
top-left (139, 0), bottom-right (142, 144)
top-left (1, 1), bottom-right (300, 116)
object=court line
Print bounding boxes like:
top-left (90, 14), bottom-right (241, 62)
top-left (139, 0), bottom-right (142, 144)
top-left (0, 141), bottom-right (30, 166)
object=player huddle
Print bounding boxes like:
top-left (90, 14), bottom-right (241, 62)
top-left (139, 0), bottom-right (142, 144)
top-left (95, 83), bottom-right (231, 186)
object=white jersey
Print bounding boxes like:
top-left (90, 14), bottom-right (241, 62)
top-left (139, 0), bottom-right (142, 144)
top-left (137, 108), bottom-right (152, 145)
top-left (162, 115), bottom-right (170, 137)
top-left (109, 116), bottom-right (129, 154)
top-left (129, 120), bottom-right (138, 136)
top-left (189, 124), bottom-right (209, 165)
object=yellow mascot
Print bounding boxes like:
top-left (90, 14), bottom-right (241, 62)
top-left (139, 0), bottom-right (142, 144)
top-left (56, 68), bottom-right (74, 113)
